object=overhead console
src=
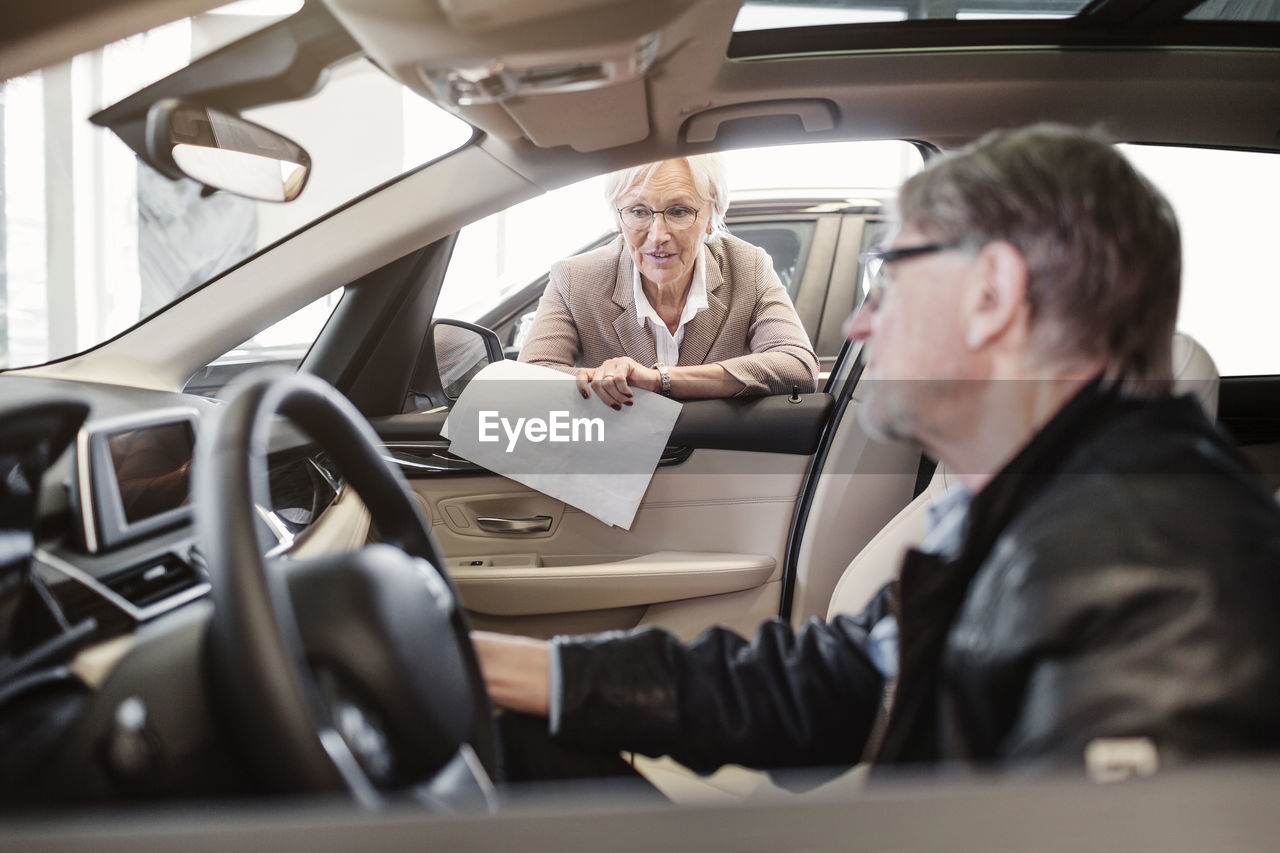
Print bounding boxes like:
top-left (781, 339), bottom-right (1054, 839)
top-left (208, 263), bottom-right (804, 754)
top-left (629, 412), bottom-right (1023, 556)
top-left (324, 0), bottom-right (703, 152)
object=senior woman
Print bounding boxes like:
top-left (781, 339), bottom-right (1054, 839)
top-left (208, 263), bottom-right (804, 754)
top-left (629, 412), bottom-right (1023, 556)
top-left (519, 154), bottom-right (819, 408)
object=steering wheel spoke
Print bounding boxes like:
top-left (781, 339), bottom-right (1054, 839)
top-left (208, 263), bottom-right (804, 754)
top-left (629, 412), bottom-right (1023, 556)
top-left (316, 725), bottom-right (383, 808)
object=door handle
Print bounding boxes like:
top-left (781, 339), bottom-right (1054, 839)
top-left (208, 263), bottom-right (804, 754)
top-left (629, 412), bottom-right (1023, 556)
top-left (476, 515), bottom-right (553, 534)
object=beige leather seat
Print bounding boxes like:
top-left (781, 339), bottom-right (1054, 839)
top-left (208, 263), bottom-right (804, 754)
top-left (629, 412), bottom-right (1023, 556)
top-left (638, 332), bottom-right (1220, 801)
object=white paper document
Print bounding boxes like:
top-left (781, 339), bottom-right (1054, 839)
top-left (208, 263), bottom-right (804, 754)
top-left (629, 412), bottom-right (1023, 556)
top-left (441, 360), bottom-right (683, 529)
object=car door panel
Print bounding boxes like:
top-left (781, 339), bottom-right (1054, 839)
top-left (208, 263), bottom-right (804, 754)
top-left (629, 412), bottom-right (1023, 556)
top-left (369, 392), bottom-right (829, 638)
top-left (374, 397), bottom-right (819, 638)
top-left (402, 447), bottom-right (806, 639)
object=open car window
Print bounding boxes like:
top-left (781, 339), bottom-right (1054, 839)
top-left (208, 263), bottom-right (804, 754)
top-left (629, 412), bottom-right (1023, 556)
top-left (435, 139), bottom-right (922, 327)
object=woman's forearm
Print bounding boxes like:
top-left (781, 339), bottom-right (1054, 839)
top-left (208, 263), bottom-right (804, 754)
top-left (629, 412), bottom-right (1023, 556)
top-left (668, 363), bottom-right (744, 399)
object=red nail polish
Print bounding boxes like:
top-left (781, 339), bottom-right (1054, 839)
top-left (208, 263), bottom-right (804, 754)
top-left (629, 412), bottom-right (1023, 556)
top-left (612, 404), bottom-right (621, 410)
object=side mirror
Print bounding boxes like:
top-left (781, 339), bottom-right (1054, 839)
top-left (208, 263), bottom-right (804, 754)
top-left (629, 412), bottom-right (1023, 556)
top-left (145, 99), bottom-right (311, 202)
top-left (406, 320), bottom-right (504, 412)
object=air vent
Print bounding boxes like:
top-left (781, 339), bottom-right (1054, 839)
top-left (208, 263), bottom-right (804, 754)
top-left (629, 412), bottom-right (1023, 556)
top-left (41, 550), bottom-right (210, 637)
top-left (103, 555), bottom-right (203, 610)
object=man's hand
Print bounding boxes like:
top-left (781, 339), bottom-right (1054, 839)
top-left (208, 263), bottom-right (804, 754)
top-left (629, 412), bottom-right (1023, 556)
top-left (471, 630), bottom-right (551, 716)
top-left (576, 357), bottom-right (661, 409)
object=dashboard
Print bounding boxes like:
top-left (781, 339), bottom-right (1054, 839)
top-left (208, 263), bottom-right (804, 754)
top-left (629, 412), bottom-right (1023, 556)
top-left (0, 374), bottom-right (346, 801)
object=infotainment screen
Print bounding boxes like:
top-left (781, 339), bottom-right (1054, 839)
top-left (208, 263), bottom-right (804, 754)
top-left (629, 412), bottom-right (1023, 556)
top-left (106, 421), bottom-right (194, 524)
top-left (76, 409), bottom-right (200, 553)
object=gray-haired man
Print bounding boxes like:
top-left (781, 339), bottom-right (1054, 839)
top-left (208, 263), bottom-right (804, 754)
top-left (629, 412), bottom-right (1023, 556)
top-left (475, 125), bottom-right (1280, 779)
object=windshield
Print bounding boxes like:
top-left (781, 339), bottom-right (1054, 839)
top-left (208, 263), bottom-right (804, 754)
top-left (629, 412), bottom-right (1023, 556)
top-left (0, 1), bottom-right (472, 371)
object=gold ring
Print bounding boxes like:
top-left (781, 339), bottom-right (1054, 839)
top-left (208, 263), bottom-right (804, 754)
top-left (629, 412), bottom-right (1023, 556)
top-left (603, 374), bottom-right (615, 379)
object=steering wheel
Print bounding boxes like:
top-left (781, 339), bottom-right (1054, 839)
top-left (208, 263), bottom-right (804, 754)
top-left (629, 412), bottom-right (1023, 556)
top-left (194, 371), bottom-right (497, 805)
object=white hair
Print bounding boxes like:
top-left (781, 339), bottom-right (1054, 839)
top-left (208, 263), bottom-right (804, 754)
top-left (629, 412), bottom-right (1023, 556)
top-left (604, 153), bottom-right (729, 240)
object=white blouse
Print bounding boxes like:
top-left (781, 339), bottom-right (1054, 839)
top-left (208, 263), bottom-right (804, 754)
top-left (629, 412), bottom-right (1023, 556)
top-left (630, 247), bottom-right (708, 365)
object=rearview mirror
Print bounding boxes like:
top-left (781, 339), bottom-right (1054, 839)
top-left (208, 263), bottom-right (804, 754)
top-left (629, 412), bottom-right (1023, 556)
top-left (145, 99), bottom-right (311, 202)
top-left (405, 320), bottom-right (505, 412)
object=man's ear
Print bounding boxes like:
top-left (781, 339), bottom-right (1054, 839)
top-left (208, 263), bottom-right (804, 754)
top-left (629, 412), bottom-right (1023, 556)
top-left (963, 241), bottom-right (1029, 350)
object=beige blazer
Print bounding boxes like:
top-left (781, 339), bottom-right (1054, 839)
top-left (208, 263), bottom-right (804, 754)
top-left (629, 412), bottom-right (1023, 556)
top-left (519, 234), bottom-right (819, 395)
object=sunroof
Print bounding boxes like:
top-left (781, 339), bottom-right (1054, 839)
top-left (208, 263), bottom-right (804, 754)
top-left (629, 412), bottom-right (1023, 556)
top-left (732, 1), bottom-right (1088, 32)
top-left (1186, 0), bottom-right (1280, 22)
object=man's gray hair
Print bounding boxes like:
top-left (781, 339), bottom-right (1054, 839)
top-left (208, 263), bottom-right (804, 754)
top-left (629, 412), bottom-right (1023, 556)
top-left (898, 124), bottom-right (1181, 397)
top-left (605, 153), bottom-right (729, 240)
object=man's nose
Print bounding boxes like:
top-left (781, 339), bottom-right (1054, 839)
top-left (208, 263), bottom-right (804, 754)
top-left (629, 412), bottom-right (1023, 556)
top-left (844, 304), bottom-right (872, 341)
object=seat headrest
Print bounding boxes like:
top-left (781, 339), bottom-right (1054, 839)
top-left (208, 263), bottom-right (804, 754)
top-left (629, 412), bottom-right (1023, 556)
top-left (1172, 332), bottom-right (1219, 420)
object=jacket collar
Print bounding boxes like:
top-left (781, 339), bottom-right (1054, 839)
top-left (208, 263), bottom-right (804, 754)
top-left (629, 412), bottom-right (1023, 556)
top-left (678, 240), bottom-right (729, 367)
top-left (961, 375), bottom-right (1118, 563)
top-left (875, 376), bottom-right (1124, 764)
top-left (610, 241), bottom-right (657, 365)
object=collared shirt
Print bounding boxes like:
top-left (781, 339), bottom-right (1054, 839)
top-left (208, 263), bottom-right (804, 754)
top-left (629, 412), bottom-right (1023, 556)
top-left (864, 483), bottom-right (973, 681)
top-left (631, 245), bottom-right (708, 366)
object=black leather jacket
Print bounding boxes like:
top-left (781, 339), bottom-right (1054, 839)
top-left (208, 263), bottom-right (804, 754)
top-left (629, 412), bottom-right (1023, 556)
top-left (552, 383), bottom-right (1280, 774)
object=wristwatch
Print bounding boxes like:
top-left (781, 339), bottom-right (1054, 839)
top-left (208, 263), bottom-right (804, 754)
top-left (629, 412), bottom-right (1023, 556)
top-left (654, 362), bottom-right (672, 397)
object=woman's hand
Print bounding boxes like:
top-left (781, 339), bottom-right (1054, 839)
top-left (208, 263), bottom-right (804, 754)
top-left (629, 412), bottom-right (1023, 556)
top-left (576, 356), bottom-right (660, 409)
